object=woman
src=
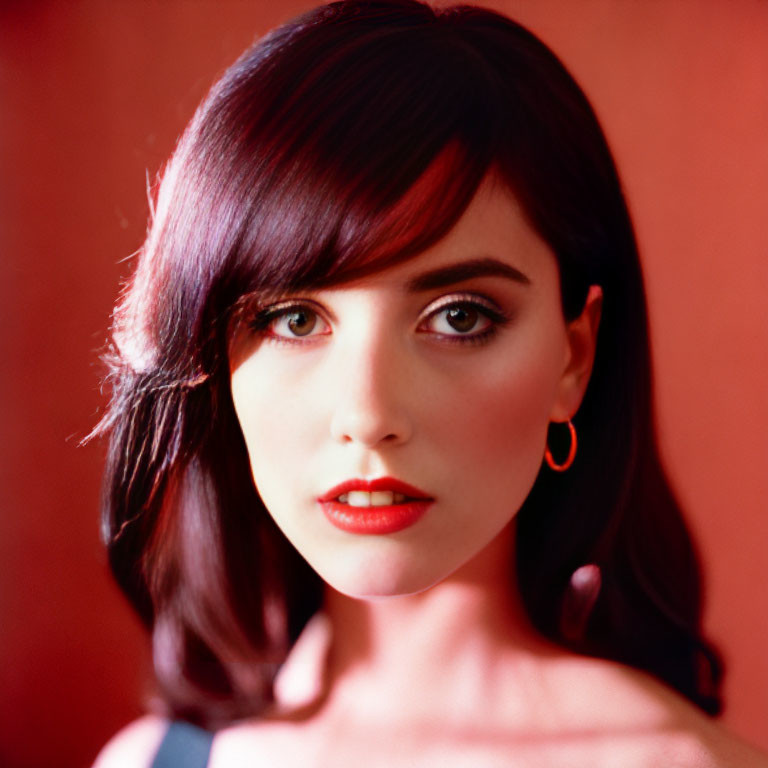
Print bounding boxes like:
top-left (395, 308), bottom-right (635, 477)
top-left (94, 1), bottom-right (768, 765)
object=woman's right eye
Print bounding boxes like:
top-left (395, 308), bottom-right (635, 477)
top-left (250, 303), bottom-right (331, 342)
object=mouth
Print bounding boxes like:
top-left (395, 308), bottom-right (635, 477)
top-left (318, 477), bottom-right (433, 534)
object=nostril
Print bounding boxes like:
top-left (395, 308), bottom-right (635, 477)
top-left (339, 431), bottom-right (397, 445)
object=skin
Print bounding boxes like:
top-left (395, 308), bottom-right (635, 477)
top-left (229, 174), bottom-right (601, 599)
top-left (95, 177), bottom-right (768, 767)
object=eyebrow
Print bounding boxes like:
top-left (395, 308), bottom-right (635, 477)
top-left (405, 257), bottom-right (531, 292)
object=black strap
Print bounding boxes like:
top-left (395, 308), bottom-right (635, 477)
top-left (151, 721), bottom-right (215, 768)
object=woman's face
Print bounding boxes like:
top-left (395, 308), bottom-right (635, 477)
top-left (230, 176), bottom-right (600, 598)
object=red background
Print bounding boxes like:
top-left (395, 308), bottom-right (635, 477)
top-left (1, 2), bottom-right (766, 766)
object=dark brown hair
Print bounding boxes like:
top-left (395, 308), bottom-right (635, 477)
top-left (97, 0), bottom-right (722, 726)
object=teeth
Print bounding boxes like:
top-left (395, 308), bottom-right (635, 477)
top-left (336, 490), bottom-right (407, 507)
top-left (347, 491), bottom-right (371, 507)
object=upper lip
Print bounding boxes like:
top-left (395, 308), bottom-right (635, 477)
top-left (318, 477), bottom-right (433, 502)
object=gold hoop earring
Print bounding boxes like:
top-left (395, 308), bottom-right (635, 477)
top-left (545, 420), bottom-right (577, 472)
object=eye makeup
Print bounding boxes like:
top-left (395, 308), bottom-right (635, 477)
top-left (247, 299), bottom-right (331, 345)
top-left (417, 292), bottom-right (513, 346)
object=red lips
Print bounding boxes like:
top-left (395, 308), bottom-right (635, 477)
top-left (318, 476), bottom-right (433, 535)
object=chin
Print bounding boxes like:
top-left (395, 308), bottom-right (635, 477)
top-left (314, 552), bottom-right (448, 600)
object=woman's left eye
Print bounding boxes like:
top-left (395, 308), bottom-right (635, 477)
top-left (419, 299), bottom-right (508, 342)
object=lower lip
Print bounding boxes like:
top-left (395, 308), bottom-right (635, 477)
top-left (320, 500), bottom-right (432, 534)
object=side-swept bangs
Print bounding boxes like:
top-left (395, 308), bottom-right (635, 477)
top-left (123, 16), bottom-right (491, 375)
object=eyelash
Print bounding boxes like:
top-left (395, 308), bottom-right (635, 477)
top-left (247, 295), bottom-right (511, 347)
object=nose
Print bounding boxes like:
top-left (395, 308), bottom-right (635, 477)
top-left (329, 324), bottom-right (413, 448)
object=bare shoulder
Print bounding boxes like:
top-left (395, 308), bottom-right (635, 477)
top-left (92, 715), bottom-right (168, 768)
top-left (550, 655), bottom-right (768, 767)
top-left (614, 665), bottom-right (768, 767)
top-left (685, 716), bottom-right (768, 768)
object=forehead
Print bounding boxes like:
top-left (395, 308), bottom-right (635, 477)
top-left (332, 175), bottom-right (558, 293)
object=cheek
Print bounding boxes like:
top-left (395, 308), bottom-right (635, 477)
top-left (428, 338), bottom-right (564, 501)
top-left (230, 359), bottom-right (322, 503)
top-left (473, 357), bottom-right (554, 453)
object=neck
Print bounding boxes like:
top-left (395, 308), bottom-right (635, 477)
top-left (315, 522), bottom-right (561, 726)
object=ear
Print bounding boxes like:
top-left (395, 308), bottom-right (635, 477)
top-left (549, 285), bottom-right (603, 422)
